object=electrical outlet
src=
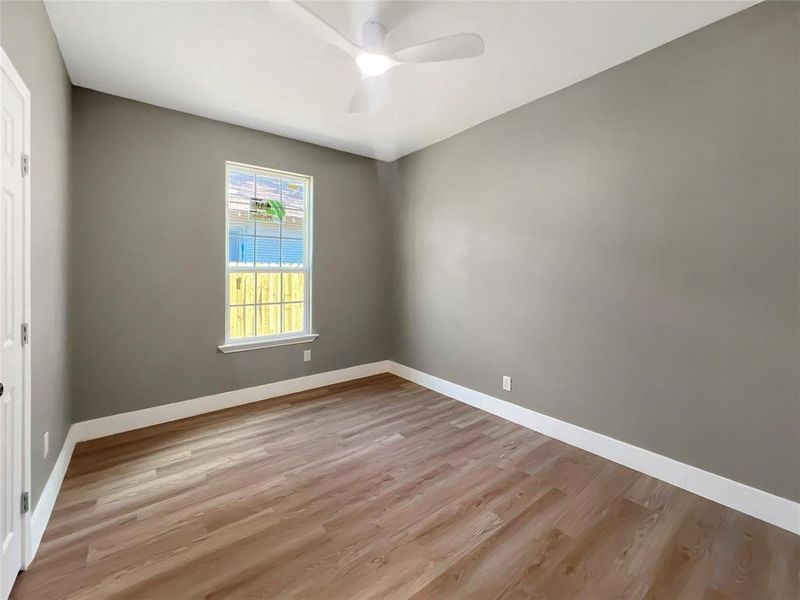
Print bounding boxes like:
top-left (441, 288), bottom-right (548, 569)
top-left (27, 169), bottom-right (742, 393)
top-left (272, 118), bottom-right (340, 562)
top-left (502, 376), bottom-right (512, 392)
top-left (303, 349), bottom-right (312, 362)
top-left (43, 431), bottom-right (49, 459)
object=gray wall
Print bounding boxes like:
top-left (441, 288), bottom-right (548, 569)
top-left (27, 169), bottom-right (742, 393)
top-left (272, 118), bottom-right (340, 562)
top-left (1, 1), bottom-right (72, 508)
top-left (71, 88), bottom-right (390, 421)
top-left (388, 2), bottom-right (799, 502)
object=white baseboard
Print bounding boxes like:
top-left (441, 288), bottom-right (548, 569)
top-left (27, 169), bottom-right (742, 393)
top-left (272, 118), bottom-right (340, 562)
top-left (71, 360), bottom-right (393, 443)
top-left (387, 361), bottom-right (799, 535)
top-left (26, 427), bottom-right (77, 567)
top-left (24, 357), bottom-right (797, 572)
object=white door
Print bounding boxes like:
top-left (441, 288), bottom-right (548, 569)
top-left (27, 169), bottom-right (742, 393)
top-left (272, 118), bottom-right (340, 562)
top-left (0, 56), bottom-right (27, 600)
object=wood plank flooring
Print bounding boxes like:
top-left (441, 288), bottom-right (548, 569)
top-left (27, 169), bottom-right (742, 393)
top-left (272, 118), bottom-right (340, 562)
top-left (12, 374), bottom-right (799, 599)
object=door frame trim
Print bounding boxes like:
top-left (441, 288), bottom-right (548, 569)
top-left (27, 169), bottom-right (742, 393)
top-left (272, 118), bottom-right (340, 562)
top-left (1, 47), bottom-right (33, 572)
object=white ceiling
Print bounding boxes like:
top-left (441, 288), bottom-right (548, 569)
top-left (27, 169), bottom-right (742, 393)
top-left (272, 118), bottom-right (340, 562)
top-left (45, 0), bottom-right (756, 161)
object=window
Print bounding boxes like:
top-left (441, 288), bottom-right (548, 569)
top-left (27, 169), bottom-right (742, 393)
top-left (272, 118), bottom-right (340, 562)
top-left (222, 162), bottom-right (314, 351)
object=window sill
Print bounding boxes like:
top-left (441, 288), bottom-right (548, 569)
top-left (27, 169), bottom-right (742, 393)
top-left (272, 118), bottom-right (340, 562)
top-left (218, 334), bottom-right (318, 354)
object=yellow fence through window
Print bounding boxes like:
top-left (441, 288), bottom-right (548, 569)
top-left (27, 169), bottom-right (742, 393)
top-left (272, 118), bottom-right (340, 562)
top-left (229, 272), bottom-right (304, 338)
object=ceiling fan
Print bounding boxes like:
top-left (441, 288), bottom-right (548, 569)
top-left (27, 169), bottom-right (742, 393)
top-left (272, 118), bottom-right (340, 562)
top-left (269, 1), bottom-right (485, 113)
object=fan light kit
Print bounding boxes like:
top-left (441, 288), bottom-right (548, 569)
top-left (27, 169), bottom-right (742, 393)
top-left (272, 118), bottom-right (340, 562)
top-left (270, 1), bottom-right (485, 112)
top-left (355, 52), bottom-right (395, 77)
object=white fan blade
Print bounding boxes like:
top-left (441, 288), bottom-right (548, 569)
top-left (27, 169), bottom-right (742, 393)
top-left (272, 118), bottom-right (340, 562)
top-left (348, 76), bottom-right (388, 113)
top-left (391, 32), bottom-right (485, 64)
top-left (270, 0), bottom-right (359, 58)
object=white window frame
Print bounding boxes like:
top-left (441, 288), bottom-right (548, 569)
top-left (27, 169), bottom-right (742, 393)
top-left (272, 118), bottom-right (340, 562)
top-left (219, 161), bottom-right (316, 353)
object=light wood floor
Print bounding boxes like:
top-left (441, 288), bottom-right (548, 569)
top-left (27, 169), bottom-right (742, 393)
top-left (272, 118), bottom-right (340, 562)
top-left (12, 374), bottom-right (798, 599)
